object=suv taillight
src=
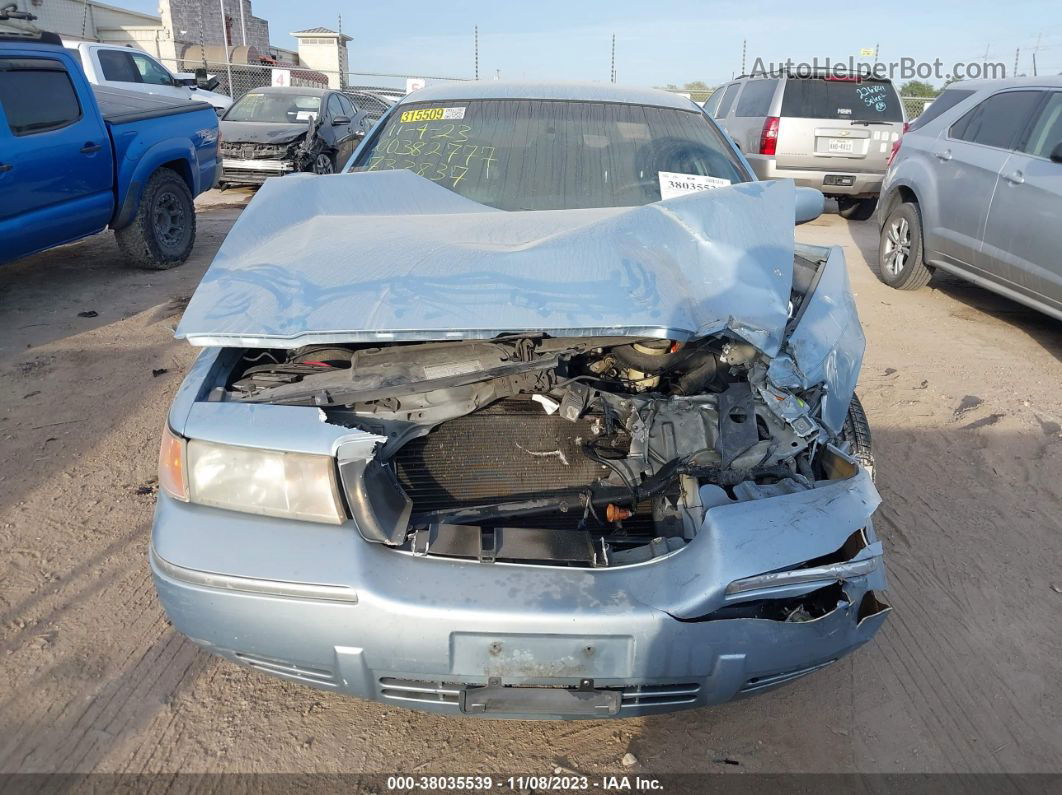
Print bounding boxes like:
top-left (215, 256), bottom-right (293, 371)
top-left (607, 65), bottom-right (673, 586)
top-left (886, 121), bottom-right (909, 169)
top-left (759, 116), bottom-right (779, 156)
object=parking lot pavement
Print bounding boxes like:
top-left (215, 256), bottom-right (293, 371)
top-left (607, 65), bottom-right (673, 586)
top-left (0, 192), bottom-right (1060, 776)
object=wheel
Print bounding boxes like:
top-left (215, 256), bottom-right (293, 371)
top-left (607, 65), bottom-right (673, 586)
top-left (837, 197), bottom-right (877, 220)
top-left (312, 151), bottom-right (337, 174)
top-left (878, 201), bottom-right (932, 290)
top-left (114, 168), bottom-right (195, 270)
top-left (841, 393), bottom-right (874, 479)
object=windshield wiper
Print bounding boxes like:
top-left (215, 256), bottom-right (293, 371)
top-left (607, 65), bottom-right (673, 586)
top-left (850, 120), bottom-right (893, 126)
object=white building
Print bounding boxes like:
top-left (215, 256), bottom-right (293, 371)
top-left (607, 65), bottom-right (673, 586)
top-left (291, 28), bottom-right (351, 89)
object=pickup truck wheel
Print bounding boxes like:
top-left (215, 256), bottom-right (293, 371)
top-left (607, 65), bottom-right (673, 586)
top-left (878, 201), bottom-right (932, 290)
top-left (841, 393), bottom-right (874, 480)
top-left (312, 152), bottom-right (336, 174)
top-left (837, 197), bottom-right (877, 220)
top-left (115, 168), bottom-right (196, 270)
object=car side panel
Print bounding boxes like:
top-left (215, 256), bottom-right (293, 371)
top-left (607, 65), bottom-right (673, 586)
top-left (980, 150), bottom-right (1062, 311)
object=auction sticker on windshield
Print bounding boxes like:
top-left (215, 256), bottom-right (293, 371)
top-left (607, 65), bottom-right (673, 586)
top-left (399, 107), bottom-right (466, 123)
top-left (658, 172), bottom-right (731, 200)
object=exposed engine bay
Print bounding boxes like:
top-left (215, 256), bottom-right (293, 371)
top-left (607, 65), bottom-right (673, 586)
top-left (222, 253), bottom-right (866, 568)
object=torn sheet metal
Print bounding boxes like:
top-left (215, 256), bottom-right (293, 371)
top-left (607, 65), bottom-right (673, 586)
top-left (767, 245), bottom-right (865, 435)
top-left (176, 169), bottom-right (795, 354)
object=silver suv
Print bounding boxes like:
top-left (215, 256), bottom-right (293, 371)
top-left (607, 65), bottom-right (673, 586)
top-left (709, 71), bottom-right (906, 219)
top-left (876, 77), bottom-right (1062, 320)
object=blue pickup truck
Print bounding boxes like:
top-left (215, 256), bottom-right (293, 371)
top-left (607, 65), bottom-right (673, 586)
top-left (0, 20), bottom-right (219, 268)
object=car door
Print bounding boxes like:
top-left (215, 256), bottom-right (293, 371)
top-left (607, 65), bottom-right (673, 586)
top-left (326, 93), bottom-right (355, 164)
top-left (980, 90), bottom-right (1062, 310)
top-left (0, 52), bottom-right (113, 263)
top-left (931, 90), bottom-right (1043, 272)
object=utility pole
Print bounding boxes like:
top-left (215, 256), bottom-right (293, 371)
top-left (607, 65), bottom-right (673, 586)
top-left (611, 33), bottom-right (616, 83)
top-left (1032, 31), bottom-right (1042, 76)
top-left (1014, 47), bottom-right (1020, 77)
top-left (874, 42), bottom-right (879, 66)
top-left (741, 38), bottom-right (746, 75)
top-left (218, 0), bottom-right (233, 94)
top-left (474, 25), bottom-right (479, 81)
top-left (238, 0), bottom-right (247, 46)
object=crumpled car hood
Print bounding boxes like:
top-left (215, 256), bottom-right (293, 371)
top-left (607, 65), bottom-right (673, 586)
top-left (219, 121), bottom-right (308, 144)
top-left (176, 170), bottom-right (865, 434)
top-left (177, 170), bottom-right (796, 354)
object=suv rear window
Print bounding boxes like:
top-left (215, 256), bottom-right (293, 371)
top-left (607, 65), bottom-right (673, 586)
top-left (780, 78), bottom-right (903, 122)
top-left (734, 79), bottom-right (778, 117)
top-left (354, 99), bottom-right (749, 211)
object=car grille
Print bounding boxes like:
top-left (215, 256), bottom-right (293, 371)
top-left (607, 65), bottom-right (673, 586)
top-left (234, 652), bottom-right (338, 687)
top-left (221, 143), bottom-right (287, 160)
top-left (377, 677), bottom-right (701, 710)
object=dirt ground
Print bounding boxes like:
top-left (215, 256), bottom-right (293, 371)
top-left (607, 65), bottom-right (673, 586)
top-left (1, 190), bottom-right (1060, 777)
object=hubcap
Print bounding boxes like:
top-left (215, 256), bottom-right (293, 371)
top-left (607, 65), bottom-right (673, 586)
top-left (152, 191), bottom-right (185, 249)
top-left (314, 154), bottom-right (334, 174)
top-left (882, 216), bottom-right (911, 276)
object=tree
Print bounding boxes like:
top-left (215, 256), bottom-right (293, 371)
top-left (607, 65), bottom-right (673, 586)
top-left (899, 80), bottom-right (938, 97)
top-left (683, 80), bottom-right (710, 91)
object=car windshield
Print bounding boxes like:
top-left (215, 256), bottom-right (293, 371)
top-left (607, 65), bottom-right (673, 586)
top-left (225, 93), bottom-right (321, 124)
top-left (352, 99), bottom-right (749, 210)
top-left (781, 78), bottom-right (904, 122)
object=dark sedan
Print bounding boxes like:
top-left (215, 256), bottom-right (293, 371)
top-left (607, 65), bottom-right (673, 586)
top-left (218, 86), bottom-right (371, 185)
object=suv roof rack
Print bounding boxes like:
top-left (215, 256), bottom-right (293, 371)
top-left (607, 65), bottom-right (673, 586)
top-left (737, 68), bottom-right (891, 81)
top-left (0, 4), bottom-right (62, 46)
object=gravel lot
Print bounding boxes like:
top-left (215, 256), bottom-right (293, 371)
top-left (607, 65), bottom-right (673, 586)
top-left (1, 190), bottom-right (1060, 776)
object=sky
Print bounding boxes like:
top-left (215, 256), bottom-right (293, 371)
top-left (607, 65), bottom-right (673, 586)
top-left (122, 0), bottom-right (1062, 86)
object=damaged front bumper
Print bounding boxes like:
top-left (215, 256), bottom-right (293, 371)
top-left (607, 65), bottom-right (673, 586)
top-left (220, 158), bottom-right (297, 185)
top-left (150, 467), bottom-right (890, 719)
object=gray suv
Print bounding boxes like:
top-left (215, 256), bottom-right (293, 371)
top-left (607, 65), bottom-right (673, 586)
top-left (876, 77), bottom-right (1062, 320)
top-left (709, 71), bottom-right (906, 219)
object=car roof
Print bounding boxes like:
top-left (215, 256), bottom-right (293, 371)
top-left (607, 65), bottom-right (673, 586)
top-left (937, 75), bottom-right (1062, 91)
top-left (396, 80), bottom-right (700, 111)
top-left (244, 86), bottom-right (332, 97)
top-left (735, 70), bottom-right (895, 83)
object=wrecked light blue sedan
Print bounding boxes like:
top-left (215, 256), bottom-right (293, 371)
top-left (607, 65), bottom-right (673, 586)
top-left (151, 81), bottom-right (890, 719)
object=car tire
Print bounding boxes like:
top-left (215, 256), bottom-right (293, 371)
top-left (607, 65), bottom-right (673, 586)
top-left (312, 151), bottom-right (337, 174)
top-left (878, 201), bottom-right (932, 290)
top-left (115, 167), bottom-right (196, 270)
top-left (841, 393), bottom-right (874, 479)
top-left (837, 197), bottom-right (877, 221)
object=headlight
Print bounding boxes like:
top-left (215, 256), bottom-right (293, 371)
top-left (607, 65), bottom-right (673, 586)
top-left (159, 430), bottom-right (345, 524)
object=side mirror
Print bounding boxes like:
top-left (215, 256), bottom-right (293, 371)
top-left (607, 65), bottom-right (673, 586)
top-left (795, 186), bottom-right (825, 225)
top-left (331, 115), bottom-right (351, 126)
top-left (1050, 142), bottom-right (1062, 164)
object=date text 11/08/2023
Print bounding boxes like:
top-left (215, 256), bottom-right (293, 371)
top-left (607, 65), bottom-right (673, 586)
top-left (363, 118), bottom-right (497, 189)
top-left (384, 775), bottom-right (665, 791)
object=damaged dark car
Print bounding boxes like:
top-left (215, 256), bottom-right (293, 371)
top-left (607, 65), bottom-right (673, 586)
top-left (218, 86), bottom-right (371, 185)
top-left (152, 81), bottom-right (890, 719)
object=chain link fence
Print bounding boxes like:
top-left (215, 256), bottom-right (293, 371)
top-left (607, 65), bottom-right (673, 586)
top-left (156, 56), bottom-right (466, 105)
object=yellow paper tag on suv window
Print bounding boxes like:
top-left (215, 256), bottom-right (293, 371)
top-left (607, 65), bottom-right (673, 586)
top-left (399, 107), bottom-right (466, 123)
